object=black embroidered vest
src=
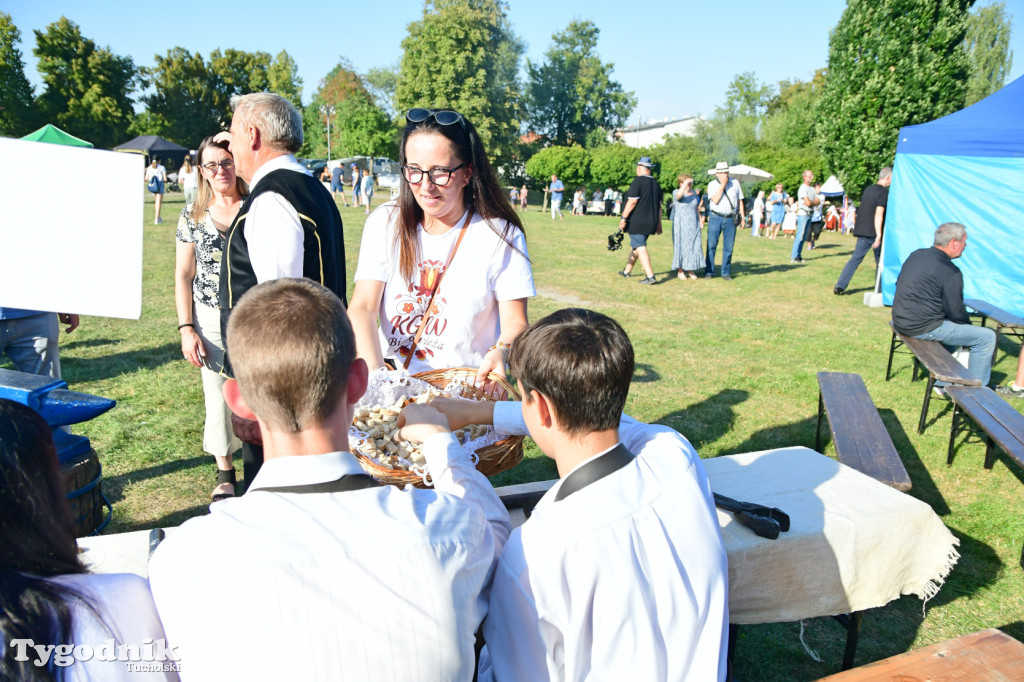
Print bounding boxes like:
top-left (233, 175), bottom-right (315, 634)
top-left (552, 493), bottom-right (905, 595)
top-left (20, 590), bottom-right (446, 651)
top-left (218, 168), bottom-right (347, 372)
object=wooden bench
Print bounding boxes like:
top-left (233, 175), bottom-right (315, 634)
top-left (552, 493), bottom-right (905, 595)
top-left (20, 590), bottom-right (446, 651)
top-left (944, 385), bottom-right (1024, 570)
top-left (885, 321), bottom-right (981, 433)
top-left (817, 628), bottom-right (1024, 681)
top-left (966, 298), bottom-right (1024, 361)
top-left (815, 372), bottom-right (911, 492)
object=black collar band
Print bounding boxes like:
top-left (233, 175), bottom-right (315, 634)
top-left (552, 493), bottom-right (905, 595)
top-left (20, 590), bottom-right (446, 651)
top-left (554, 443), bottom-right (635, 502)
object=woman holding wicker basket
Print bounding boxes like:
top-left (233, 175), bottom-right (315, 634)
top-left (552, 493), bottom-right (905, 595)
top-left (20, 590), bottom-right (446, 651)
top-left (349, 108), bottom-right (535, 392)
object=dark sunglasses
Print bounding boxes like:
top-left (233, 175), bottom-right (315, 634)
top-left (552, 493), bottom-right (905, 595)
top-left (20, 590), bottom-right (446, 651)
top-left (406, 108), bottom-right (466, 129)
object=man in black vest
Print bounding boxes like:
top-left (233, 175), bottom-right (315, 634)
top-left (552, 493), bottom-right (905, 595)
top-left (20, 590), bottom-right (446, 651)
top-left (215, 92), bottom-right (347, 490)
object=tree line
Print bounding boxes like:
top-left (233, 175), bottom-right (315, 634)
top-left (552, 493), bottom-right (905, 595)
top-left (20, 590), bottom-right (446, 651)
top-left (0, 0), bottom-right (1013, 198)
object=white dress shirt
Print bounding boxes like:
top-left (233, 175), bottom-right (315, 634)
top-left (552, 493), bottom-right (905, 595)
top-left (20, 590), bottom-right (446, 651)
top-left (42, 573), bottom-right (178, 681)
top-left (148, 436), bottom-right (510, 682)
top-left (244, 154), bottom-right (310, 283)
top-left (480, 403), bottom-right (729, 682)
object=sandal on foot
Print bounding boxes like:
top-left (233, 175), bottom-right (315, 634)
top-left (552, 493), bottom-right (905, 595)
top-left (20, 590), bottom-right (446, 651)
top-left (212, 467), bottom-right (237, 502)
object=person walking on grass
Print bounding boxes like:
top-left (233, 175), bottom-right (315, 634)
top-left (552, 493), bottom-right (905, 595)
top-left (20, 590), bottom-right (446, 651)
top-left (617, 157), bottom-right (662, 285)
top-left (834, 167), bottom-right (891, 295)
top-left (549, 174), bottom-right (565, 220)
top-left (790, 170), bottom-right (819, 264)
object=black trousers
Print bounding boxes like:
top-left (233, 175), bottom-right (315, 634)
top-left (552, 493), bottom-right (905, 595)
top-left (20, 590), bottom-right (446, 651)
top-left (242, 442), bottom-right (264, 491)
top-left (604, 200), bottom-right (613, 216)
top-left (808, 219), bottom-right (825, 242)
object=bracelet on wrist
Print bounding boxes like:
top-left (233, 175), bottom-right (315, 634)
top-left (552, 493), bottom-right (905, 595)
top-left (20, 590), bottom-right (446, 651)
top-left (178, 323), bottom-right (194, 331)
top-left (488, 341), bottom-right (512, 353)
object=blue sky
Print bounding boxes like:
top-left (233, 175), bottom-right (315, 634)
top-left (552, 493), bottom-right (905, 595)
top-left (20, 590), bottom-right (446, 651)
top-left (7, 1), bottom-right (1023, 123)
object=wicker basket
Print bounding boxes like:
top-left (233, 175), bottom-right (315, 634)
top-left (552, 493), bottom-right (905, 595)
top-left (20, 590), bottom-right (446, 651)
top-left (353, 367), bottom-right (523, 487)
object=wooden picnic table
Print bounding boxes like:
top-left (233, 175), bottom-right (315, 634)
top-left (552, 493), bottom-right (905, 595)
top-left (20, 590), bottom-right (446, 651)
top-left (817, 628), bottom-right (1024, 681)
top-left (965, 298), bottom-right (1024, 361)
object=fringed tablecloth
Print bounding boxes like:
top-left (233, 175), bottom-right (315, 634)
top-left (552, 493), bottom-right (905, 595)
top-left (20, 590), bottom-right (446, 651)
top-left (704, 447), bottom-right (959, 624)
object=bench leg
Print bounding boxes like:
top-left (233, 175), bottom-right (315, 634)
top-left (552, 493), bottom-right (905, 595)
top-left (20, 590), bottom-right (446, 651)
top-left (919, 377), bottom-right (935, 434)
top-left (726, 623), bottom-right (738, 682)
top-left (815, 391), bottom-right (824, 453)
top-left (984, 434), bottom-right (997, 470)
top-left (831, 611), bottom-right (863, 670)
top-left (886, 332), bottom-right (897, 381)
top-left (947, 403), bottom-right (961, 466)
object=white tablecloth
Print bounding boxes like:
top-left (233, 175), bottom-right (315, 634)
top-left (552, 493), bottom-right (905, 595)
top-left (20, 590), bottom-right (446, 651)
top-left (706, 447), bottom-right (959, 624)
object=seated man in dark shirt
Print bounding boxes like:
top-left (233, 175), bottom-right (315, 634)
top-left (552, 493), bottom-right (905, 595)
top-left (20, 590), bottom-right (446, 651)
top-left (892, 222), bottom-right (996, 392)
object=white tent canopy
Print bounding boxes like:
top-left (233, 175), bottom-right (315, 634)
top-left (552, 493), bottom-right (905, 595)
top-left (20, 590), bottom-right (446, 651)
top-left (706, 164), bottom-right (773, 183)
top-left (820, 175), bottom-right (845, 196)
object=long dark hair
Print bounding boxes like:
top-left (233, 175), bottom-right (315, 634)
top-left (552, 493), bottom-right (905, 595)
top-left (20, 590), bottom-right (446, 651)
top-left (189, 136), bottom-right (249, 222)
top-left (0, 399), bottom-right (96, 681)
top-left (395, 109), bottom-right (525, 282)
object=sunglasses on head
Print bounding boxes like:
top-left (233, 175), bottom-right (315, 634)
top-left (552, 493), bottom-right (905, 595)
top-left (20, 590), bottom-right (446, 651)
top-left (406, 108), bottom-right (466, 129)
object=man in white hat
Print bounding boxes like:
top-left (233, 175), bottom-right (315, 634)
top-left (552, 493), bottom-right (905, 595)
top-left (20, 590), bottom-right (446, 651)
top-left (705, 162), bottom-right (744, 280)
top-left (617, 156), bottom-right (663, 285)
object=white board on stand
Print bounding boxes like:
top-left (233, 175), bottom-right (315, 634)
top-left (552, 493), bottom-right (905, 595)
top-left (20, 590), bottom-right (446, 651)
top-left (0, 137), bottom-right (143, 319)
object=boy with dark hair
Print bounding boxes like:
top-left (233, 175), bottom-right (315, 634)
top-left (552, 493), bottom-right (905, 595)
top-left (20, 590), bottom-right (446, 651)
top-left (413, 308), bottom-right (728, 681)
top-left (149, 278), bottom-right (510, 681)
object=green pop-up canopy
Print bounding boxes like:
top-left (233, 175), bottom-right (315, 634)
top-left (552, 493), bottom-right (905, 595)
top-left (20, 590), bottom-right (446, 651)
top-left (20, 124), bottom-right (94, 148)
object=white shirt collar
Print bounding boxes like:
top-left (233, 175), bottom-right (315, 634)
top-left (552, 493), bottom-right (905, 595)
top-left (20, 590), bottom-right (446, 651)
top-left (248, 451), bottom-right (367, 490)
top-left (249, 154), bottom-right (309, 189)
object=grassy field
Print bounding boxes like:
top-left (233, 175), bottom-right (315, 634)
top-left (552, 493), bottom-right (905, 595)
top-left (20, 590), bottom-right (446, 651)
top-left (12, 191), bottom-right (1023, 679)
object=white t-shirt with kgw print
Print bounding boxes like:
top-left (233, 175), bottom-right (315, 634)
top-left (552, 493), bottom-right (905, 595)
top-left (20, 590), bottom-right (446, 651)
top-left (354, 203), bottom-right (536, 374)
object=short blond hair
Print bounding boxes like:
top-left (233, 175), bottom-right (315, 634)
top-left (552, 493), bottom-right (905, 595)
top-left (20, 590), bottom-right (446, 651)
top-left (226, 279), bottom-right (354, 431)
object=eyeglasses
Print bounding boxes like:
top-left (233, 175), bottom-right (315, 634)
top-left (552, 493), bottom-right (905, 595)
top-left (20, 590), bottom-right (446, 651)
top-left (406, 108), bottom-right (466, 129)
top-left (402, 163), bottom-right (467, 187)
top-left (201, 160), bottom-right (234, 172)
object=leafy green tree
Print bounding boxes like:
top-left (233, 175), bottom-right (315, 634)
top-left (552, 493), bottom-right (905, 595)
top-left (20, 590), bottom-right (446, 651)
top-left (301, 59), bottom-right (393, 159)
top-left (33, 17), bottom-right (137, 148)
top-left (142, 47), bottom-right (223, 146)
top-left (589, 144), bottom-right (640, 191)
top-left (719, 71), bottom-right (773, 120)
top-left (964, 1), bottom-right (1014, 105)
top-left (335, 93), bottom-right (397, 158)
top-left (396, 0), bottom-right (524, 167)
top-left (524, 145), bottom-right (589, 188)
top-left (816, 0), bottom-right (971, 195)
top-left (365, 63), bottom-right (399, 118)
top-left (127, 110), bottom-right (168, 138)
top-left (761, 69), bottom-right (827, 149)
top-left (649, 134), bottom-right (714, 193)
top-left (526, 20), bottom-right (635, 147)
top-left (208, 48), bottom-right (271, 104)
top-left (267, 50), bottom-right (303, 110)
top-left (0, 12), bottom-right (36, 136)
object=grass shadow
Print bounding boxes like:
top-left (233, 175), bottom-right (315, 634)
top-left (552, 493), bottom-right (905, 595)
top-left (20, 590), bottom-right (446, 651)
top-left (1001, 621), bottom-right (1024, 642)
top-left (104, 455), bottom-right (210, 504)
top-left (656, 388), bottom-right (748, 451)
top-left (143, 502), bottom-right (213, 531)
top-left (879, 408), bottom-right (951, 516)
top-left (62, 337), bottom-right (123, 351)
top-left (632, 362), bottom-right (661, 384)
top-left (62, 342), bottom-right (181, 383)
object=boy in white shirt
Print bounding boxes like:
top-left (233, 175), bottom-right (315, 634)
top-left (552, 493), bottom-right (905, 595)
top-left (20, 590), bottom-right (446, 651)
top-left (149, 278), bottom-right (509, 681)
top-left (412, 308), bottom-right (729, 681)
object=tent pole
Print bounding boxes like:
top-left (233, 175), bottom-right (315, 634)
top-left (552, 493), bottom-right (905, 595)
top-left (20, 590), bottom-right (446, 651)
top-left (864, 216), bottom-right (886, 307)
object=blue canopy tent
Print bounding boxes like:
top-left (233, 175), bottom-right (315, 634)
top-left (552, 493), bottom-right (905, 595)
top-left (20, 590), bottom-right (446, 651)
top-left (881, 76), bottom-right (1024, 316)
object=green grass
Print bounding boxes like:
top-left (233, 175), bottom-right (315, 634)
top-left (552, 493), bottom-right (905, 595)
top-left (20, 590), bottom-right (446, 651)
top-left (9, 192), bottom-right (1023, 679)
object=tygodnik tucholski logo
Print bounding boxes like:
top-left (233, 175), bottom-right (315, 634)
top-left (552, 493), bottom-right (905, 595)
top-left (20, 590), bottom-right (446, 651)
top-left (8, 637), bottom-right (181, 672)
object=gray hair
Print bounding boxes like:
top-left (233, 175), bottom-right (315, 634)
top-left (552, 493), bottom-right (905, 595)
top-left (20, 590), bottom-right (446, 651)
top-left (879, 166), bottom-right (893, 181)
top-left (230, 93), bottom-right (303, 154)
top-left (934, 222), bottom-right (966, 246)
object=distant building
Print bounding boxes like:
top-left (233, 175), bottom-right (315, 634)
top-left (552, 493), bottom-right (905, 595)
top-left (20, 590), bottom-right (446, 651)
top-left (612, 116), bottom-right (702, 148)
